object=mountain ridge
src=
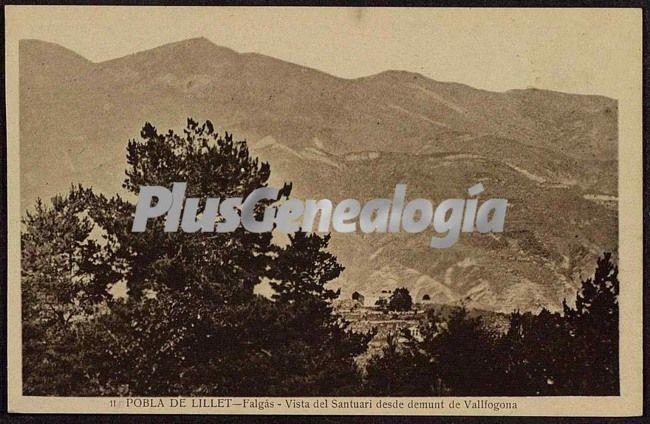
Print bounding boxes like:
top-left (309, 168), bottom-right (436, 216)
top-left (22, 37), bottom-right (617, 101)
top-left (18, 38), bottom-right (617, 312)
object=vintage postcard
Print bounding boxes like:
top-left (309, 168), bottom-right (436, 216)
top-left (5, 6), bottom-right (643, 416)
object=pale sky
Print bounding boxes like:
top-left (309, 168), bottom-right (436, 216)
top-left (5, 6), bottom-right (642, 98)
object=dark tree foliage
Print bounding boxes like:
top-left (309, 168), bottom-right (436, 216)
top-left (22, 187), bottom-right (120, 395)
top-left (387, 287), bottom-right (413, 312)
top-left (363, 332), bottom-right (436, 396)
top-left (500, 253), bottom-right (619, 395)
top-left (432, 308), bottom-right (502, 395)
top-left (267, 232), bottom-right (372, 395)
top-left (364, 253), bottom-right (619, 396)
top-left (270, 232), bottom-right (342, 304)
top-left (563, 252), bottom-right (619, 394)
top-left (363, 311), bottom-right (442, 396)
top-left (22, 119), bottom-right (370, 396)
top-left (499, 307), bottom-right (579, 395)
top-left (21, 119), bottom-right (619, 396)
top-left (114, 119), bottom-right (274, 302)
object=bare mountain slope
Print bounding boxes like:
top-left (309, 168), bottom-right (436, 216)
top-left (19, 38), bottom-right (617, 312)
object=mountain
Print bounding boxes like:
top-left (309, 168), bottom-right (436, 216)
top-left (19, 38), bottom-right (618, 312)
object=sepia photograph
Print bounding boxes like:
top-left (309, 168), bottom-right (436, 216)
top-left (5, 6), bottom-right (643, 416)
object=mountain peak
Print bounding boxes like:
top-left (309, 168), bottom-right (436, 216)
top-left (19, 38), bottom-right (92, 66)
top-left (19, 38), bottom-right (617, 312)
top-left (150, 36), bottom-right (224, 51)
top-left (96, 37), bottom-right (239, 69)
top-left (19, 39), bottom-right (93, 82)
top-left (368, 69), bottom-right (427, 80)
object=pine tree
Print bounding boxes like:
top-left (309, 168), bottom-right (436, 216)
top-left (499, 308), bottom-right (568, 395)
top-left (21, 119), bottom-right (370, 396)
top-left (268, 232), bottom-right (371, 395)
top-left (430, 307), bottom-right (499, 395)
top-left (387, 287), bottom-right (413, 312)
top-left (364, 332), bottom-right (435, 395)
top-left (21, 186), bottom-right (119, 395)
top-left (499, 252), bottom-right (620, 395)
top-left (562, 252), bottom-right (619, 394)
top-left (270, 232), bottom-right (342, 304)
top-left (364, 315), bottom-right (441, 396)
